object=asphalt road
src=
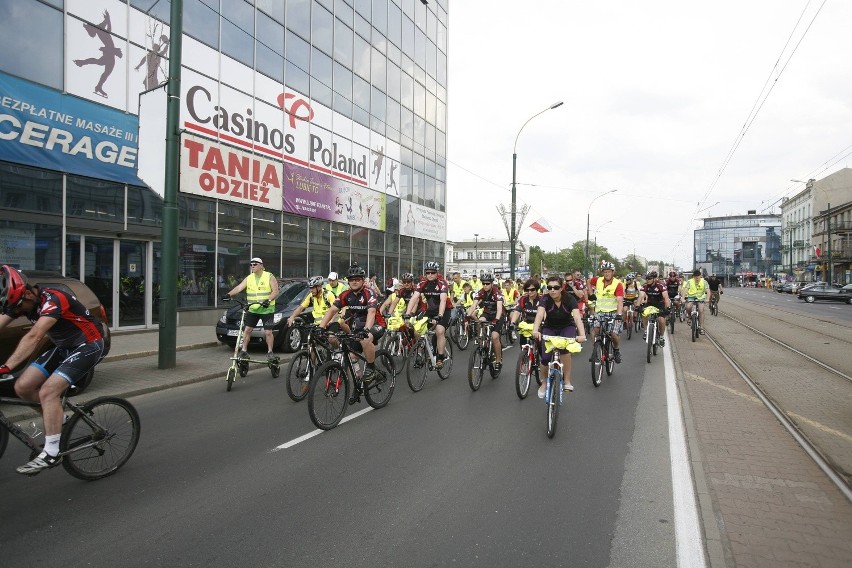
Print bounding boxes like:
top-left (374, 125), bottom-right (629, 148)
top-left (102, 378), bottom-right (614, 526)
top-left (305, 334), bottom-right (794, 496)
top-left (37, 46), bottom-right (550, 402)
top-left (727, 286), bottom-right (852, 324)
top-left (0, 334), bottom-right (678, 568)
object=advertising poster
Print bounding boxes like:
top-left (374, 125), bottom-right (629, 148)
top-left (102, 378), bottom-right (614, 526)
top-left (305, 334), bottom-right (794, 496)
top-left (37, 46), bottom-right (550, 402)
top-left (179, 133), bottom-right (283, 211)
top-left (283, 162), bottom-right (386, 231)
top-left (0, 71), bottom-right (140, 184)
top-left (400, 200), bottom-right (447, 242)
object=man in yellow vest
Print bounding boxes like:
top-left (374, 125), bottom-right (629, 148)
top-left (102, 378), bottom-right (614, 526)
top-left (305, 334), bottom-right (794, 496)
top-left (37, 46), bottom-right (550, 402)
top-left (288, 275), bottom-right (336, 328)
top-left (224, 257), bottom-right (279, 359)
top-left (587, 261), bottom-right (625, 363)
top-left (683, 269), bottom-right (708, 335)
top-left (324, 271), bottom-right (348, 298)
top-left (450, 272), bottom-right (468, 303)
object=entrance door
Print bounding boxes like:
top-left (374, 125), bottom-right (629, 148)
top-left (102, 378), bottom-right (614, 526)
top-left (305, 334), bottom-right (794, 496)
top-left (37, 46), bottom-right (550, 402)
top-left (118, 240), bottom-right (147, 327)
top-left (82, 237), bottom-right (150, 329)
top-left (84, 237), bottom-right (115, 325)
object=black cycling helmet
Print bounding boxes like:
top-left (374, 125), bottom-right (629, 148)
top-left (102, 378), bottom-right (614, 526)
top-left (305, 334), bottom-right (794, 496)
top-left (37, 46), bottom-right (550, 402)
top-left (424, 261), bottom-right (440, 272)
top-left (0, 265), bottom-right (28, 316)
top-left (347, 264), bottom-right (366, 278)
top-left (401, 272), bottom-right (414, 281)
top-left (481, 273), bottom-right (494, 283)
top-left (646, 271), bottom-right (658, 279)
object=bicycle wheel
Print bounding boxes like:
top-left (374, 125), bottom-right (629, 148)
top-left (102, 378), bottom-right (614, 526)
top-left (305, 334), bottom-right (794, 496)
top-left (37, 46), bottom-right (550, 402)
top-left (386, 332), bottom-right (408, 372)
top-left (653, 326), bottom-right (659, 357)
top-left (626, 314), bottom-right (632, 340)
top-left (364, 350), bottom-right (396, 409)
top-left (60, 397), bottom-right (140, 481)
top-left (238, 359), bottom-right (249, 378)
top-left (590, 342), bottom-right (603, 387)
top-left (0, 425), bottom-right (8, 460)
top-left (691, 314), bottom-right (698, 342)
top-left (437, 341), bottom-right (453, 380)
top-left (515, 346), bottom-right (531, 399)
top-left (605, 339), bottom-right (615, 376)
top-left (226, 366), bottom-right (236, 391)
top-left (285, 351), bottom-right (312, 402)
top-left (406, 341), bottom-right (429, 392)
top-left (669, 311), bottom-right (675, 334)
top-left (546, 372), bottom-right (560, 439)
top-left (308, 360), bottom-right (349, 430)
top-left (468, 348), bottom-right (484, 391)
top-left (500, 326), bottom-right (509, 348)
top-left (451, 320), bottom-right (470, 351)
top-left (269, 358), bottom-right (280, 378)
top-left (646, 325), bottom-right (654, 363)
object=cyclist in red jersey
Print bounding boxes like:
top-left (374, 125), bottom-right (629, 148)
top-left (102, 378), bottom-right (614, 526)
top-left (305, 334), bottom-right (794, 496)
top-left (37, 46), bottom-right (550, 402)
top-left (405, 262), bottom-right (452, 368)
top-left (0, 265), bottom-right (107, 475)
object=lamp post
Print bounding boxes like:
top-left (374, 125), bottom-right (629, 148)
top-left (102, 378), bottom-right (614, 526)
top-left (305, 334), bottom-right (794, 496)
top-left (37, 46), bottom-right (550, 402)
top-left (474, 233), bottom-right (479, 276)
top-left (592, 220), bottom-right (612, 270)
top-left (584, 189), bottom-right (617, 276)
top-left (510, 101), bottom-right (563, 279)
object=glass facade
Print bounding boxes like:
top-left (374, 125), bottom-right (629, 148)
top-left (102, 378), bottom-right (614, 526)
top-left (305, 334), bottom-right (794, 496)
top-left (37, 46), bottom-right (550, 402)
top-left (0, 0), bottom-right (448, 328)
top-left (694, 214), bottom-right (782, 284)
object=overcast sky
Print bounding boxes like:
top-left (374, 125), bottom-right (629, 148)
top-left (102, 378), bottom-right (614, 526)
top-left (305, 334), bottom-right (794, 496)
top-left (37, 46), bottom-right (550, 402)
top-left (445, 0), bottom-right (852, 269)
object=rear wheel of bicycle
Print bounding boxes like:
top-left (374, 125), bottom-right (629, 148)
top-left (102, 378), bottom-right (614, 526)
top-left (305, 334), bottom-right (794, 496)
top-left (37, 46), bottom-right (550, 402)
top-left (669, 311), bottom-right (675, 334)
top-left (546, 372), bottom-right (561, 439)
top-left (437, 341), bottom-right (453, 380)
top-left (308, 360), bottom-right (349, 430)
top-left (515, 347), bottom-right (531, 399)
top-left (364, 350), bottom-right (396, 409)
top-left (500, 326), bottom-right (509, 348)
top-left (60, 397), bottom-right (140, 481)
top-left (468, 348), bottom-right (484, 391)
top-left (406, 341), bottom-right (429, 392)
top-left (451, 321), bottom-right (470, 351)
top-left (226, 367), bottom-right (236, 391)
top-left (285, 351), bottom-right (312, 402)
top-left (591, 342), bottom-right (603, 387)
top-left (605, 339), bottom-right (615, 376)
top-left (653, 327), bottom-right (659, 357)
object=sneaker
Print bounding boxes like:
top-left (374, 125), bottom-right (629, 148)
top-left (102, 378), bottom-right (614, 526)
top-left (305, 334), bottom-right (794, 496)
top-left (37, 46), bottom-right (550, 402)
top-left (493, 361), bottom-right (502, 372)
top-left (658, 337), bottom-right (665, 347)
top-left (614, 350), bottom-right (622, 364)
top-left (642, 331), bottom-right (647, 340)
top-left (563, 384), bottom-right (574, 392)
top-left (435, 358), bottom-right (444, 369)
top-left (238, 350), bottom-right (248, 360)
top-left (17, 452), bottom-right (62, 476)
top-left (699, 328), bottom-right (706, 335)
top-left (538, 385), bottom-right (546, 399)
top-left (267, 351), bottom-right (276, 359)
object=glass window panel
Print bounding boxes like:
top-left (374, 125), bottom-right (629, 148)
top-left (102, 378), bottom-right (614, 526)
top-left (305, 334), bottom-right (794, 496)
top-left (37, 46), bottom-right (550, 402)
top-left (287, 0), bottom-right (311, 39)
top-left (257, 44), bottom-right (284, 82)
top-left (386, 97), bottom-right (400, 132)
top-left (351, 226), bottom-right (369, 268)
top-left (424, 174), bottom-right (435, 209)
top-left (353, 74), bottom-right (370, 111)
top-left (387, 61), bottom-right (400, 101)
top-left (257, 11), bottom-right (285, 56)
top-left (426, 39), bottom-right (437, 79)
top-left (179, 194), bottom-right (217, 232)
top-left (402, 15), bottom-right (414, 56)
top-left (414, 26), bottom-right (426, 70)
top-left (413, 115), bottom-right (425, 150)
top-left (286, 60), bottom-right (310, 95)
top-left (353, 105), bottom-right (370, 128)
top-left (131, 0), bottom-right (171, 22)
top-left (353, 33), bottom-right (371, 80)
top-left (387, 1), bottom-right (401, 47)
top-left (66, 234), bottom-right (81, 278)
top-left (311, 46), bottom-right (333, 86)
top-left (435, 180), bottom-right (445, 212)
top-left (331, 222), bottom-right (350, 271)
top-left (426, 4), bottom-right (436, 43)
top-left (221, 1), bottom-right (255, 67)
top-left (354, 12), bottom-right (371, 42)
top-left (185, 0), bottom-right (220, 49)
top-left (0, 162), bottom-right (62, 214)
top-left (0, 0), bottom-right (63, 89)
top-left (354, 0), bottom-right (370, 18)
top-left (127, 185), bottom-right (163, 226)
top-left (335, 0), bottom-right (353, 26)
top-left (436, 99), bottom-right (446, 131)
top-left (437, 50), bottom-right (446, 85)
top-left (177, 235), bottom-right (215, 309)
top-left (333, 60), bottom-right (352, 98)
top-left (312, 4), bottom-right (334, 56)
top-left (67, 176), bottom-right (123, 226)
top-left (372, 0), bottom-right (387, 35)
top-left (257, 0), bottom-right (286, 23)
top-left (371, 46), bottom-right (386, 91)
top-left (333, 18), bottom-right (353, 67)
top-left (252, 209), bottom-right (281, 277)
top-left (310, 77), bottom-right (333, 107)
top-left (387, 42), bottom-right (400, 66)
top-left (285, 29), bottom-right (310, 71)
top-left (413, 77), bottom-right (426, 116)
top-left (400, 72), bottom-right (413, 109)
top-left (371, 86), bottom-right (386, 125)
top-left (333, 91), bottom-right (352, 118)
top-left (0, 220), bottom-right (61, 272)
top-left (316, 0), bottom-right (333, 12)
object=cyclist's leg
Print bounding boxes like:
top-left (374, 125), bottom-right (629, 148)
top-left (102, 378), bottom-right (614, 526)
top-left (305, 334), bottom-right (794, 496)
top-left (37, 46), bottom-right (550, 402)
top-left (434, 312), bottom-right (450, 358)
top-left (560, 351), bottom-right (573, 390)
top-left (698, 302), bottom-right (706, 331)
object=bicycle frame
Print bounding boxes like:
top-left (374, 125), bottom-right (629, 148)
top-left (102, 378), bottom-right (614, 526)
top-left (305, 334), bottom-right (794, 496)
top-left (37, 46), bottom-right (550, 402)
top-left (223, 298), bottom-right (280, 390)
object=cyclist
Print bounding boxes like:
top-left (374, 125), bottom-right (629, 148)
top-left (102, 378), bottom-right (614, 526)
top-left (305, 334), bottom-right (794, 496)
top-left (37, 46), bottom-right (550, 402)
top-left (622, 273), bottom-right (641, 327)
top-left (637, 271), bottom-right (671, 346)
top-left (317, 264), bottom-right (383, 381)
top-left (469, 273), bottom-right (483, 293)
top-left (665, 271), bottom-right (682, 319)
top-left (224, 257), bottom-right (278, 360)
top-left (405, 261), bottom-right (452, 369)
top-left (683, 269), bottom-right (708, 335)
top-left (0, 265), bottom-right (108, 475)
top-left (707, 274), bottom-right (723, 307)
top-left (466, 273), bottom-right (505, 372)
top-left (323, 271), bottom-right (348, 298)
top-left (587, 261), bottom-right (625, 363)
top-left (532, 275), bottom-right (586, 397)
top-left (450, 272), bottom-right (468, 303)
top-left (288, 275), bottom-right (336, 329)
top-left (509, 278), bottom-right (541, 346)
top-left (501, 278), bottom-right (520, 310)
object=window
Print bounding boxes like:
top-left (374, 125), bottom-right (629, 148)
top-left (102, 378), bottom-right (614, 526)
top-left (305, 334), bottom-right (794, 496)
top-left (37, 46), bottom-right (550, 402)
top-left (311, 4), bottom-right (333, 56)
top-left (221, 0), bottom-right (254, 66)
top-left (286, 0), bottom-right (311, 40)
top-left (185, 0), bottom-right (220, 49)
top-left (0, 0), bottom-right (63, 89)
top-left (0, 162), bottom-right (62, 215)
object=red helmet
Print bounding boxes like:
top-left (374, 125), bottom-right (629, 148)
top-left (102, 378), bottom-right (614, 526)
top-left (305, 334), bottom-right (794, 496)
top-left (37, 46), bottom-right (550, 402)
top-left (0, 265), bottom-right (28, 315)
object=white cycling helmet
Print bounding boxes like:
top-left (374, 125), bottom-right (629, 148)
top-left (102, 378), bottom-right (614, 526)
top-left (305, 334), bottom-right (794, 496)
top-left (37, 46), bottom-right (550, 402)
top-left (600, 261), bottom-right (615, 271)
top-left (308, 275), bottom-right (324, 287)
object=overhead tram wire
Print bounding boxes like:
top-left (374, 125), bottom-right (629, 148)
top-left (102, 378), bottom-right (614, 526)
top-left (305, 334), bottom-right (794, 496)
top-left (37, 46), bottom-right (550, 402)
top-left (759, 143), bottom-right (852, 213)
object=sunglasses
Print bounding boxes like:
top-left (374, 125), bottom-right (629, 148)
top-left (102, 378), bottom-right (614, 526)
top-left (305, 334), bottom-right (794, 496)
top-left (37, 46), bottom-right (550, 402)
top-left (546, 285), bottom-right (561, 291)
top-left (348, 276), bottom-right (364, 281)
top-left (250, 262), bottom-right (260, 266)
top-left (425, 271), bottom-right (437, 275)
top-left (525, 288), bottom-right (536, 292)
top-left (482, 281), bottom-right (493, 285)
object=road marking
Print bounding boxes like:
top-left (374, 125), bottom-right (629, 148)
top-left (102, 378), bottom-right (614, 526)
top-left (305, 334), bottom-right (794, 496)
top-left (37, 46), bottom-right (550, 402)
top-left (271, 407), bottom-right (374, 451)
top-left (663, 343), bottom-right (708, 568)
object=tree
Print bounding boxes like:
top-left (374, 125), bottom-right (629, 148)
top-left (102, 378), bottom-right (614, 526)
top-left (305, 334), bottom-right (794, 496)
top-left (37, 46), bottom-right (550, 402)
top-left (622, 254), bottom-right (646, 275)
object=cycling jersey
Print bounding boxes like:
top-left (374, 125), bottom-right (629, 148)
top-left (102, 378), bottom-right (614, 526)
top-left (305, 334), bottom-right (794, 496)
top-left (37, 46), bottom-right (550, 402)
top-left (539, 294), bottom-right (579, 329)
top-left (707, 278), bottom-right (722, 292)
top-left (642, 282), bottom-right (667, 307)
top-left (415, 279), bottom-right (452, 317)
top-left (588, 277), bottom-right (624, 313)
top-left (300, 290), bottom-right (335, 319)
top-left (334, 288), bottom-right (378, 329)
top-left (514, 294), bottom-right (539, 324)
top-left (474, 287), bottom-right (504, 320)
top-left (665, 278), bottom-right (681, 297)
top-left (623, 282), bottom-right (641, 301)
top-left (26, 288), bottom-right (104, 348)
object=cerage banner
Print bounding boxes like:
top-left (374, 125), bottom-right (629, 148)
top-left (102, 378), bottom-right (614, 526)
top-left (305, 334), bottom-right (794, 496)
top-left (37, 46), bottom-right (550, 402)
top-left (0, 71), bottom-right (140, 184)
top-left (179, 133), bottom-right (282, 210)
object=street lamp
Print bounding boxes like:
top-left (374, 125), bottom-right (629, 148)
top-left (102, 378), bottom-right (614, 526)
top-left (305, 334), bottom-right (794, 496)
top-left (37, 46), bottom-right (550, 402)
top-left (510, 101), bottom-right (563, 279)
top-left (592, 220), bottom-right (613, 269)
top-left (474, 233), bottom-right (479, 276)
top-left (584, 189), bottom-right (617, 276)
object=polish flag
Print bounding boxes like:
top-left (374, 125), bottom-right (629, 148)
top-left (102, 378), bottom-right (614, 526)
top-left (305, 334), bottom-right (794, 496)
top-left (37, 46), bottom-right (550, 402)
top-left (529, 217), bottom-right (552, 233)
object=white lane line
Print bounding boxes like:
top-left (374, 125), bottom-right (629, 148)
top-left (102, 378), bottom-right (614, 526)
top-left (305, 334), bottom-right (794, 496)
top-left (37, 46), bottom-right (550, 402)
top-left (663, 341), bottom-right (708, 568)
top-left (271, 407), bottom-right (374, 451)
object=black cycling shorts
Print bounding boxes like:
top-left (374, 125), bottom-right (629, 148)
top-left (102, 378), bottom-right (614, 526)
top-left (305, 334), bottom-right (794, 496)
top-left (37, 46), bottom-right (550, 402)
top-left (425, 311), bottom-right (451, 329)
top-left (31, 339), bottom-right (106, 385)
top-left (244, 311), bottom-right (275, 328)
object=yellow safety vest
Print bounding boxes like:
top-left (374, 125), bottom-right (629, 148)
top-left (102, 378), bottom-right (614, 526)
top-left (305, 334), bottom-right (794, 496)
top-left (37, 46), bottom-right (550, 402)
top-left (301, 290), bottom-right (335, 318)
top-left (686, 278), bottom-right (707, 300)
top-left (386, 293), bottom-right (408, 315)
top-left (595, 277), bottom-right (622, 313)
top-left (246, 271), bottom-right (275, 314)
top-left (451, 280), bottom-right (467, 300)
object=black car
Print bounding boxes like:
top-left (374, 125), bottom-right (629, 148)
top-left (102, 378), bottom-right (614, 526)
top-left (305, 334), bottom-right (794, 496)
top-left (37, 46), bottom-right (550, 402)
top-left (215, 279), bottom-right (311, 352)
top-left (797, 283), bottom-right (852, 304)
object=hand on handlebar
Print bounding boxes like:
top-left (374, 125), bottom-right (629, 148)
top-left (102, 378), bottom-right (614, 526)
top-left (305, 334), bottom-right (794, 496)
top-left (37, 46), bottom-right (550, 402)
top-left (0, 364), bottom-right (12, 377)
top-left (355, 329), bottom-right (370, 340)
top-left (261, 299), bottom-right (270, 308)
top-left (221, 295), bottom-right (231, 301)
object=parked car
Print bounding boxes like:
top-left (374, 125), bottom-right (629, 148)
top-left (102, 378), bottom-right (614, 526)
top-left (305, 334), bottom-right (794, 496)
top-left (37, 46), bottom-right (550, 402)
top-left (0, 271), bottom-right (111, 397)
top-left (215, 279), bottom-right (312, 352)
top-left (797, 283), bottom-right (852, 304)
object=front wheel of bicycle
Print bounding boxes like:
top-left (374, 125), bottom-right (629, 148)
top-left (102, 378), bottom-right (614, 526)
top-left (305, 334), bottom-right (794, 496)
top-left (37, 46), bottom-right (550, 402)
top-left (308, 360), bottom-right (349, 430)
top-left (546, 373), bottom-right (561, 439)
top-left (285, 351), bottom-right (312, 402)
top-left (468, 348), bottom-right (484, 391)
top-left (406, 341), bottom-right (429, 392)
top-left (626, 316), bottom-right (633, 340)
top-left (60, 397), bottom-right (140, 481)
top-left (691, 314), bottom-right (698, 342)
top-left (437, 341), bottom-right (453, 380)
top-left (591, 342), bottom-right (603, 387)
top-left (226, 366), bottom-right (236, 391)
top-left (364, 350), bottom-right (396, 409)
top-left (669, 312), bottom-right (675, 334)
top-left (605, 339), bottom-right (615, 376)
top-left (515, 347), bottom-right (531, 399)
top-left (646, 326), bottom-right (654, 363)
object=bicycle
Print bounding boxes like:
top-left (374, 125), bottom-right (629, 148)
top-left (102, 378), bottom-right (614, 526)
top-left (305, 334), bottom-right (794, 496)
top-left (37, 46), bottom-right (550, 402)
top-left (0, 377), bottom-right (140, 480)
top-left (514, 322), bottom-right (540, 399)
top-left (447, 304), bottom-right (472, 351)
top-left (643, 306), bottom-right (662, 364)
top-left (686, 297), bottom-right (701, 341)
top-left (467, 317), bottom-right (501, 391)
top-left (589, 313), bottom-right (617, 387)
top-left (709, 292), bottom-right (719, 316)
top-left (542, 336), bottom-right (581, 439)
top-left (669, 296), bottom-right (681, 334)
top-left (306, 331), bottom-right (397, 430)
top-left (384, 313), bottom-right (417, 371)
top-left (222, 298), bottom-right (281, 391)
top-left (285, 317), bottom-right (334, 402)
top-left (623, 302), bottom-right (636, 340)
top-left (406, 315), bottom-right (453, 392)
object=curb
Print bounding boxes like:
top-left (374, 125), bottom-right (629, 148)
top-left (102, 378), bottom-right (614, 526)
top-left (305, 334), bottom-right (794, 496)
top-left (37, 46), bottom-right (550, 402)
top-left (102, 341), bottom-right (221, 363)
